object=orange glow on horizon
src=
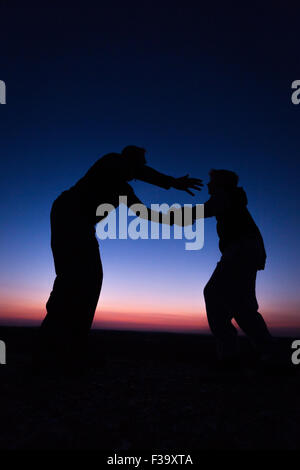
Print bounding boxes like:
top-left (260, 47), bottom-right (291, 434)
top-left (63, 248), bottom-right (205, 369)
top-left (0, 295), bottom-right (300, 336)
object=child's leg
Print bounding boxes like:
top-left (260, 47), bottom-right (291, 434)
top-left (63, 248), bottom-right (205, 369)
top-left (232, 266), bottom-right (273, 352)
top-left (204, 260), bottom-right (239, 359)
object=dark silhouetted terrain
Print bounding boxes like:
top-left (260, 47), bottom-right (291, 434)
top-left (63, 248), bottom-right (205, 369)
top-left (0, 327), bottom-right (299, 451)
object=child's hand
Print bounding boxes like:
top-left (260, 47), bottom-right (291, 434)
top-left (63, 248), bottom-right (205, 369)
top-left (167, 207), bottom-right (194, 227)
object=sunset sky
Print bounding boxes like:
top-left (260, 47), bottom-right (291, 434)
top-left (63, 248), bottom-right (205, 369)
top-left (1, 3), bottom-right (299, 335)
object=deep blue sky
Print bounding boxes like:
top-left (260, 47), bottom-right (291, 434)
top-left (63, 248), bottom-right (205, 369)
top-left (0, 3), bottom-right (299, 333)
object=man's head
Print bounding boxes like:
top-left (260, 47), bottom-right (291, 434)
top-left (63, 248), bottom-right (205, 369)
top-left (207, 169), bottom-right (239, 194)
top-left (121, 146), bottom-right (147, 180)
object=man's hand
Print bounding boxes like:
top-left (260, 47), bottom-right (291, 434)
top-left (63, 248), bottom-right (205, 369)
top-left (172, 174), bottom-right (203, 196)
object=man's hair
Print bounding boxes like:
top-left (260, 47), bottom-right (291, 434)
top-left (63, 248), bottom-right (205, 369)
top-left (209, 169), bottom-right (239, 187)
top-left (122, 145), bottom-right (146, 160)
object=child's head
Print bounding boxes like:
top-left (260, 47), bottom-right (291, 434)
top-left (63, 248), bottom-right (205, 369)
top-left (208, 169), bottom-right (238, 194)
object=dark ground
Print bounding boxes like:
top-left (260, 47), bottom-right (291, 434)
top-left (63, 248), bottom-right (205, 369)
top-left (0, 327), bottom-right (299, 452)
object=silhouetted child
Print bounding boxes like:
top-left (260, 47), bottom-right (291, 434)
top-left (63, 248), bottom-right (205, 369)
top-left (196, 169), bottom-right (273, 363)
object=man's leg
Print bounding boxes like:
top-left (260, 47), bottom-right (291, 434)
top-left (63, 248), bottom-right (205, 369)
top-left (35, 265), bottom-right (102, 372)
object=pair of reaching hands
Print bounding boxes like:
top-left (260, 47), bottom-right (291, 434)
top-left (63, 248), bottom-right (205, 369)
top-left (172, 175), bottom-right (203, 196)
top-left (157, 174), bottom-right (203, 226)
top-left (136, 174), bottom-right (203, 226)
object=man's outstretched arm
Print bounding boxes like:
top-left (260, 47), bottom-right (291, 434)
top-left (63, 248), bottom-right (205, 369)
top-left (126, 186), bottom-right (174, 225)
top-left (135, 165), bottom-right (203, 195)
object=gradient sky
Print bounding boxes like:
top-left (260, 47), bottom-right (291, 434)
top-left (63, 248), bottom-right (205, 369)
top-left (1, 3), bottom-right (299, 335)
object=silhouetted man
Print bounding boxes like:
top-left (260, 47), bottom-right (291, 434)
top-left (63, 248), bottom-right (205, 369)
top-left (195, 170), bottom-right (272, 363)
top-left (36, 146), bottom-right (202, 372)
